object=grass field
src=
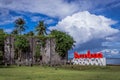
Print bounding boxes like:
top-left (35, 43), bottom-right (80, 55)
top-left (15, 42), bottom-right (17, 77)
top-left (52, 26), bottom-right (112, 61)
top-left (0, 65), bottom-right (120, 80)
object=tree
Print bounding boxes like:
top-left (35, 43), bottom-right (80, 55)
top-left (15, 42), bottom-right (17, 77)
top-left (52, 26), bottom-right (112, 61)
top-left (50, 30), bottom-right (75, 58)
top-left (35, 43), bottom-right (41, 61)
top-left (0, 29), bottom-right (6, 64)
top-left (14, 36), bottom-right (29, 61)
top-left (25, 31), bottom-right (34, 36)
top-left (14, 18), bottom-right (26, 35)
top-left (35, 21), bottom-right (47, 36)
top-left (0, 29), bottom-right (5, 51)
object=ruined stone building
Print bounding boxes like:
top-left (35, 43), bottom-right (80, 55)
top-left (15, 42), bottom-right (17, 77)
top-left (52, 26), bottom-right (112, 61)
top-left (4, 36), bottom-right (65, 66)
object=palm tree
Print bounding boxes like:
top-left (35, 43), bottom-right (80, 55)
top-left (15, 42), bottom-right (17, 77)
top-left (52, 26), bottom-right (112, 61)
top-left (35, 21), bottom-right (47, 36)
top-left (14, 18), bottom-right (26, 35)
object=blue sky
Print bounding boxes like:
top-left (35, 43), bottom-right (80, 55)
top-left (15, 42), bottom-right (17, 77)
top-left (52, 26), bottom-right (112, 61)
top-left (0, 0), bottom-right (120, 59)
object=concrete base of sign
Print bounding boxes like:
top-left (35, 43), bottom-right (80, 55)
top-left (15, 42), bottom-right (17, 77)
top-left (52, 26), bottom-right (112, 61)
top-left (72, 58), bottom-right (106, 66)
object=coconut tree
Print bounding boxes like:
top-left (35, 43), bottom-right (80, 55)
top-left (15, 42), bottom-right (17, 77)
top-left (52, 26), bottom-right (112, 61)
top-left (35, 21), bottom-right (47, 36)
top-left (14, 18), bottom-right (26, 35)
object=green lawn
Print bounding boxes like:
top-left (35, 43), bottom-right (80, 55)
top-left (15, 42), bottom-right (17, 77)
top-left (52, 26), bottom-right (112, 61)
top-left (0, 66), bottom-right (120, 80)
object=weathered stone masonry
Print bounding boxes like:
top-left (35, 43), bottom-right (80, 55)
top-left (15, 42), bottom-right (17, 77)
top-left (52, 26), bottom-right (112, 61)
top-left (4, 36), bottom-right (62, 65)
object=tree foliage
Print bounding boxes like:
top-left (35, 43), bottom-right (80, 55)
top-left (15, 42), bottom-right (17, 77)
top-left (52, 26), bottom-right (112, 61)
top-left (14, 36), bottom-right (29, 59)
top-left (50, 30), bottom-right (75, 58)
top-left (35, 44), bottom-right (41, 59)
top-left (14, 18), bottom-right (26, 35)
top-left (0, 29), bottom-right (6, 64)
top-left (36, 21), bottom-right (47, 36)
top-left (0, 29), bottom-right (5, 51)
top-left (14, 36), bottom-right (29, 51)
top-left (25, 31), bottom-right (34, 36)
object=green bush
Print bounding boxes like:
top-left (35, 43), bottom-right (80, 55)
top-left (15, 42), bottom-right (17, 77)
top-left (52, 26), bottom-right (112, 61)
top-left (0, 51), bottom-right (3, 64)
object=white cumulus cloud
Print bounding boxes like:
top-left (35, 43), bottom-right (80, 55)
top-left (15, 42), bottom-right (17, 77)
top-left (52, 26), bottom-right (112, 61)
top-left (50, 11), bottom-right (119, 46)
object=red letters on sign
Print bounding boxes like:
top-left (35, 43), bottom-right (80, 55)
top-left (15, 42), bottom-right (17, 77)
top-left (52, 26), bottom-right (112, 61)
top-left (74, 50), bottom-right (103, 59)
top-left (74, 52), bottom-right (79, 58)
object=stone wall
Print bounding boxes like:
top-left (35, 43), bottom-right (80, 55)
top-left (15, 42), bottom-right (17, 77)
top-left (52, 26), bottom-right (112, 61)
top-left (4, 36), bottom-right (64, 65)
top-left (50, 38), bottom-right (61, 65)
top-left (4, 36), bottom-right (15, 65)
top-left (42, 38), bottom-right (51, 64)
